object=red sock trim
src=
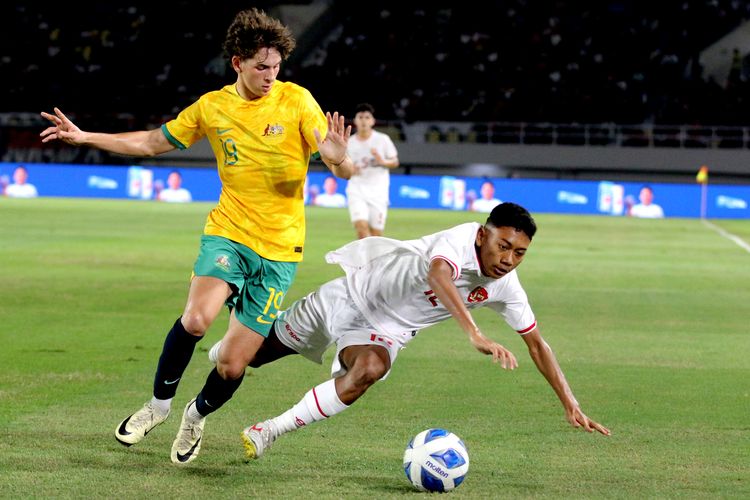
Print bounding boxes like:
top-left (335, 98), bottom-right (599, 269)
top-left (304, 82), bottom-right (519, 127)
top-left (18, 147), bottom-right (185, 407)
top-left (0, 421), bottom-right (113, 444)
top-left (312, 387), bottom-right (329, 418)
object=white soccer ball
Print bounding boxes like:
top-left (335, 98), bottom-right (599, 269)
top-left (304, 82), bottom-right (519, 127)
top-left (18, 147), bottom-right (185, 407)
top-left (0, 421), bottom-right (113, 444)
top-left (403, 428), bottom-right (469, 492)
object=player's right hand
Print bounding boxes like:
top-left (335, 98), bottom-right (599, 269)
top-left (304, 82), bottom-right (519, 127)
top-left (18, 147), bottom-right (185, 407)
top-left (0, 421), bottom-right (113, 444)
top-left (40, 107), bottom-right (85, 145)
top-left (469, 331), bottom-right (518, 370)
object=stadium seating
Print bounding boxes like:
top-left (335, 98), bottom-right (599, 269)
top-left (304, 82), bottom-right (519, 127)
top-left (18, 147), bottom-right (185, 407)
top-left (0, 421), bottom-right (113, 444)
top-left (4, 1), bottom-right (750, 143)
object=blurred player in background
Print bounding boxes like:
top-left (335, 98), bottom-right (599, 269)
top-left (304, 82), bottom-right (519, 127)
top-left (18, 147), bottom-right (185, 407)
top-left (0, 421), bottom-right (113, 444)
top-left (345, 103), bottom-right (399, 238)
top-left (2, 165), bottom-right (38, 198)
top-left (208, 202), bottom-right (610, 459)
top-left (156, 170), bottom-right (192, 203)
top-left (469, 179), bottom-right (501, 213)
top-left (627, 185), bottom-right (664, 218)
top-left (313, 175), bottom-right (347, 208)
top-left (40, 7), bottom-right (354, 465)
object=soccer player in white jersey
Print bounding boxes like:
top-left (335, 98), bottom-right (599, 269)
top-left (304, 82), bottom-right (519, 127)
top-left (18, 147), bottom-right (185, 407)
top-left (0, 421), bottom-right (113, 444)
top-left (207, 202), bottom-right (610, 459)
top-left (628, 186), bottom-right (664, 218)
top-left (345, 103), bottom-right (399, 238)
top-left (3, 165), bottom-right (38, 198)
top-left (157, 170), bottom-right (192, 203)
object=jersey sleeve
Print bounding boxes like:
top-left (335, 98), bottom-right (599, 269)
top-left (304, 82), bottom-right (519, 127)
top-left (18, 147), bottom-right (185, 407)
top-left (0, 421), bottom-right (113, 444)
top-left (161, 99), bottom-right (205, 150)
top-left (426, 235), bottom-right (463, 281)
top-left (384, 134), bottom-right (398, 159)
top-left (298, 88), bottom-right (327, 154)
top-left (487, 274), bottom-right (537, 334)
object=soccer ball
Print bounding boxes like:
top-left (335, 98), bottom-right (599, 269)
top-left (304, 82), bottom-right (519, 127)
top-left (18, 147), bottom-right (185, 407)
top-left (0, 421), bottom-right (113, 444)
top-left (403, 428), bottom-right (469, 492)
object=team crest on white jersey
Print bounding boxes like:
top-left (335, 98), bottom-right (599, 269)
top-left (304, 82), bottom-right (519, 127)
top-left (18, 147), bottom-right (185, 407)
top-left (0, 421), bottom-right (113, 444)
top-left (467, 286), bottom-right (488, 303)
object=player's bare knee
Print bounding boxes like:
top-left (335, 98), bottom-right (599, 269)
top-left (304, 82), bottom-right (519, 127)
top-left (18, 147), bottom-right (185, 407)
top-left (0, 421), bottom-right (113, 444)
top-left (180, 311), bottom-right (210, 336)
top-left (216, 359), bottom-right (245, 380)
top-left (351, 353), bottom-right (388, 388)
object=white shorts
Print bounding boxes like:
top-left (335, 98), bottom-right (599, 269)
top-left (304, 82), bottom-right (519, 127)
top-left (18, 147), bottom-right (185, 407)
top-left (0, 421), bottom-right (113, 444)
top-left (274, 277), bottom-right (414, 379)
top-left (347, 196), bottom-right (388, 230)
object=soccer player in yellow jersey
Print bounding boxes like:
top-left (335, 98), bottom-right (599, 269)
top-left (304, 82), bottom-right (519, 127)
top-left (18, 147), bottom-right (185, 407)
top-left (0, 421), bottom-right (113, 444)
top-left (40, 8), bottom-right (355, 465)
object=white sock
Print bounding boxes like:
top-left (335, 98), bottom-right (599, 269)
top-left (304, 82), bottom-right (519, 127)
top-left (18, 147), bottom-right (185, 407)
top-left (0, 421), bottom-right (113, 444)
top-left (186, 400), bottom-right (204, 421)
top-left (270, 379), bottom-right (348, 436)
top-left (150, 396), bottom-right (172, 415)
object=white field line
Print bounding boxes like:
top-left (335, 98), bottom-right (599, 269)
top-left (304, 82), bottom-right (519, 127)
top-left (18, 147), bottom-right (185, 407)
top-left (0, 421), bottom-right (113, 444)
top-left (702, 219), bottom-right (750, 254)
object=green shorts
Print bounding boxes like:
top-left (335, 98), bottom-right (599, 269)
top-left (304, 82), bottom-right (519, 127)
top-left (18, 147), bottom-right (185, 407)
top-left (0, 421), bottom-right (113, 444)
top-left (193, 235), bottom-right (297, 336)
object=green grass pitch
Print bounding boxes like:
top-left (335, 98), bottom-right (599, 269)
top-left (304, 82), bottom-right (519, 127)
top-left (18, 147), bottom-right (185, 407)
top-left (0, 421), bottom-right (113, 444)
top-left (1, 197), bottom-right (748, 498)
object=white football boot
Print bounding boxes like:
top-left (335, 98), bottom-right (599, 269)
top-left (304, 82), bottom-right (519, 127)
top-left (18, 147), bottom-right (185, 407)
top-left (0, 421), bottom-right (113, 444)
top-left (115, 401), bottom-right (169, 446)
top-left (241, 420), bottom-right (277, 459)
top-left (170, 399), bottom-right (206, 464)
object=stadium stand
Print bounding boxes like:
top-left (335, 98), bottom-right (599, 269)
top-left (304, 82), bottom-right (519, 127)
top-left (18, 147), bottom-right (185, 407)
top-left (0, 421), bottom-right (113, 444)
top-left (297, 1), bottom-right (750, 126)
top-left (2, 1), bottom-right (750, 146)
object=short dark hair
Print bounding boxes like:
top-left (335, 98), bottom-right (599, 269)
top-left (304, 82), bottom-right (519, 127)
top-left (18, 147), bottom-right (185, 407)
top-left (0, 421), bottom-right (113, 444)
top-left (486, 202), bottom-right (537, 240)
top-left (355, 103), bottom-right (375, 115)
top-left (223, 8), bottom-right (296, 60)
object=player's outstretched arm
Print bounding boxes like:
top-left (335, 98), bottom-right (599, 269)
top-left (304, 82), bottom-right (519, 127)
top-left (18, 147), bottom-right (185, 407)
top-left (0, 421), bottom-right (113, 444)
top-left (315, 111), bottom-right (354, 179)
top-left (521, 329), bottom-right (610, 436)
top-left (40, 107), bottom-right (175, 157)
top-left (427, 259), bottom-right (518, 370)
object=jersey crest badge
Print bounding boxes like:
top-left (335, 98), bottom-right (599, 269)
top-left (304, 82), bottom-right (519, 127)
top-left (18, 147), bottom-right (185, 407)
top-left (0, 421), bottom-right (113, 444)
top-left (262, 123), bottom-right (285, 137)
top-left (467, 286), bottom-right (488, 303)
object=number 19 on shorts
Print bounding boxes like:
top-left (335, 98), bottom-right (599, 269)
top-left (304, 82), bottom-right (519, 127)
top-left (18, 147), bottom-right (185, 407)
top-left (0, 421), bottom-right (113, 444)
top-left (257, 287), bottom-right (284, 325)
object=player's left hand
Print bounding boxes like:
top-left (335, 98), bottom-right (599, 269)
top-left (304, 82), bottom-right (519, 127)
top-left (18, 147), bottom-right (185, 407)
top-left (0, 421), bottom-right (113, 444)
top-left (370, 148), bottom-right (385, 165)
top-left (315, 111), bottom-right (351, 165)
top-left (566, 406), bottom-right (611, 436)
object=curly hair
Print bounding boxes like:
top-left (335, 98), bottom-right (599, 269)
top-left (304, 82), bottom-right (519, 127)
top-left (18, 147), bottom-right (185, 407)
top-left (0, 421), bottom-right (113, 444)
top-left (222, 8), bottom-right (296, 61)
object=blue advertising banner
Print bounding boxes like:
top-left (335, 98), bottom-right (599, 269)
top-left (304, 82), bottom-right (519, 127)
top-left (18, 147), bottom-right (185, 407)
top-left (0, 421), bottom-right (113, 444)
top-left (1, 162), bottom-right (748, 219)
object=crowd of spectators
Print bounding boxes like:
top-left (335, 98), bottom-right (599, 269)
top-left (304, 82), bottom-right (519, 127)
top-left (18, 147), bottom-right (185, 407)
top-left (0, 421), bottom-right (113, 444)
top-left (305, 1), bottom-right (750, 126)
top-left (1, 2), bottom-right (245, 131)
top-left (3, 1), bottom-right (750, 132)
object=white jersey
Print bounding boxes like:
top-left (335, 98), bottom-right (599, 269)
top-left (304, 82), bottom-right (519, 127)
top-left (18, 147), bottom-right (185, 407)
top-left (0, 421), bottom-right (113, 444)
top-left (158, 188), bottom-right (192, 203)
top-left (314, 192), bottom-right (347, 208)
top-left (6, 183), bottom-right (38, 198)
top-left (630, 203), bottom-right (664, 218)
top-left (345, 130), bottom-right (398, 204)
top-left (471, 197), bottom-right (501, 213)
top-left (325, 222), bottom-right (537, 336)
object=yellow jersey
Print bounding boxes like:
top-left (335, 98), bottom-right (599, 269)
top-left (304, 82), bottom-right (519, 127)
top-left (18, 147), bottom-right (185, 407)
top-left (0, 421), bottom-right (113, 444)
top-left (161, 82), bottom-right (327, 262)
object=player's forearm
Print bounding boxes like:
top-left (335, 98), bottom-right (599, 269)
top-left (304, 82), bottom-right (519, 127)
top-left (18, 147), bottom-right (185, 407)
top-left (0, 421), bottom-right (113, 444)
top-left (527, 336), bottom-right (579, 410)
top-left (381, 157), bottom-right (400, 169)
top-left (80, 130), bottom-right (171, 157)
top-left (427, 263), bottom-right (479, 337)
top-left (324, 155), bottom-right (354, 180)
